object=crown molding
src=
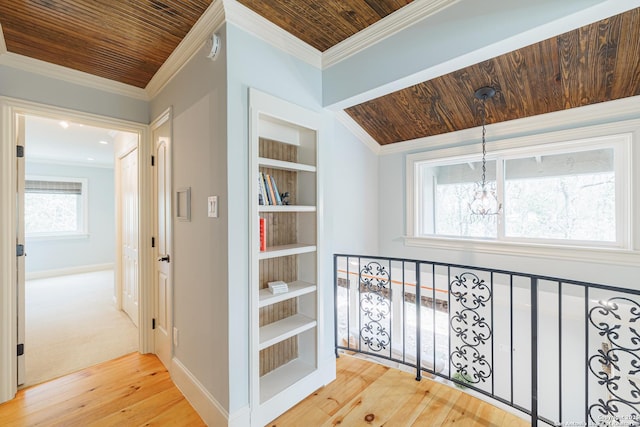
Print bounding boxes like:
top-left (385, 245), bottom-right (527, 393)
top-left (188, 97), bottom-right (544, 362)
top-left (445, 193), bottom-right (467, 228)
top-left (223, 0), bottom-right (322, 69)
top-left (378, 95), bottom-right (640, 156)
top-left (335, 110), bottom-right (380, 155)
top-left (322, 0), bottom-right (459, 69)
top-left (0, 52), bottom-right (148, 100)
top-left (145, 0), bottom-right (226, 98)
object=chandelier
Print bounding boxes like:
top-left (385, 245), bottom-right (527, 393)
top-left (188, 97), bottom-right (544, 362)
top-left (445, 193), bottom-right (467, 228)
top-left (468, 86), bottom-right (502, 218)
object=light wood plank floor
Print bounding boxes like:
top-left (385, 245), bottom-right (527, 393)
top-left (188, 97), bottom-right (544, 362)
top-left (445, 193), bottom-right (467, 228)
top-left (271, 354), bottom-right (531, 427)
top-left (0, 352), bottom-right (531, 427)
top-left (0, 352), bottom-right (205, 427)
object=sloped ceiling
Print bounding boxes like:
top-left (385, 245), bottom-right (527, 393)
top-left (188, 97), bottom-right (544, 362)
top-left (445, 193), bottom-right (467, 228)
top-left (0, 1), bottom-right (638, 146)
top-left (0, 0), bottom-right (213, 88)
top-left (345, 7), bottom-right (640, 145)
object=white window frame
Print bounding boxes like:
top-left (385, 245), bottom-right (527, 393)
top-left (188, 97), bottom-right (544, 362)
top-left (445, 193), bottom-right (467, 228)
top-left (405, 120), bottom-right (639, 266)
top-left (24, 175), bottom-right (89, 240)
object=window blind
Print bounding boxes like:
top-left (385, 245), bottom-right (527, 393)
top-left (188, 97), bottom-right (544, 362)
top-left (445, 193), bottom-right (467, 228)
top-left (25, 180), bottom-right (82, 195)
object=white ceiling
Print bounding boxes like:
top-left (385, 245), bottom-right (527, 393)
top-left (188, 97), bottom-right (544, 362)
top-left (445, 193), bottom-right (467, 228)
top-left (25, 115), bottom-right (119, 167)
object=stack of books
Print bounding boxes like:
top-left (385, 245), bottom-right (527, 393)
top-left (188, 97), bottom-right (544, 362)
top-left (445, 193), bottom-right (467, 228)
top-left (258, 171), bottom-right (283, 205)
top-left (268, 280), bottom-right (288, 294)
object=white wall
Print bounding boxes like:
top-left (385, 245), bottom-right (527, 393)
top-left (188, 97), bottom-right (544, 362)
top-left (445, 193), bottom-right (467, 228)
top-left (378, 102), bottom-right (640, 290)
top-left (150, 25), bottom-right (230, 411)
top-left (24, 162), bottom-right (115, 274)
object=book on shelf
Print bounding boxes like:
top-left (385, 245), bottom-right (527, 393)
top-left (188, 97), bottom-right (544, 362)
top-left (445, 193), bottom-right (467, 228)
top-left (259, 171), bottom-right (287, 206)
top-left (259, 217), bottom-right (266, 251)
top-left (265, 174), bottom-right (277, 206)
top-left (258, 173), bottom-right (265, 205)
top-left (268, 280), bottom-right (288, 294)
top-left (259, 172), bottom-right (271, 205)
top-left (269, 175), bottom-right (282, 205)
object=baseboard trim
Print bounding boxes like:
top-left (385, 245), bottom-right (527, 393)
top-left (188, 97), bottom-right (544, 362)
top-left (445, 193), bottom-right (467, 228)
top-left (25, 263), bottom-right (114, 280)
top-left (171, 357), bottom-right (230, 426)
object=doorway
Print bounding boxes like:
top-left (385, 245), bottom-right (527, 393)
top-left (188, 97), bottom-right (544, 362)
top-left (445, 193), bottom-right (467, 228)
top-left (20, 114), bottom-right (139, 385)
top-left (19, 114), bottom-right (139, 386)
top-left (0, 99), bottom-right (155, 403)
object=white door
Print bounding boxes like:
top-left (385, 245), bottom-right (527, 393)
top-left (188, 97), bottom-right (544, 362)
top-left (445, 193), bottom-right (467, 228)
top-left (120, 148), bottom-right (139, 326)
top-left (153, 117), bottom-right (172, 368)
top-left (16, 115), bottom-right (26, 386)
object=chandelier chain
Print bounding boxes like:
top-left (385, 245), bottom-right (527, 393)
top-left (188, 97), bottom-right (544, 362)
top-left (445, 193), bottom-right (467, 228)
top-left (481, 96), bottom-right (487, 188)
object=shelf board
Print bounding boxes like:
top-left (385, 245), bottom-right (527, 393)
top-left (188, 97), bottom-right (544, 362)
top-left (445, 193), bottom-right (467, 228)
top-left (259, 281), bottom-right (317, 308)
top-left (259, 205), bottom-right (316, 213)
top-left (258, 157), bottom-right (316, 173)
top-left (259, 314), bottom-right (316, 350)
top-left (260, 358), bottom-right (316, 404)
top-left (259, 243), bottom-right (316, 259)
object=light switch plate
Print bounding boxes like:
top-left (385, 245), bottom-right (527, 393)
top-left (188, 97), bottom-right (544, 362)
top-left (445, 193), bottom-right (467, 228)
top-left (208, 196), bottom-right (218, 218)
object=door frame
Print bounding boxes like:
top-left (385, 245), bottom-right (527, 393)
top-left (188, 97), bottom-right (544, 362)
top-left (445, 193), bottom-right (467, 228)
top-left (0, 97), bottom-right (154, 403)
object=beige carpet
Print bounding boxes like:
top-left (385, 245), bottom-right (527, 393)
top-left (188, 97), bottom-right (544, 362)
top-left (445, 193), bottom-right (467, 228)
top-left (25, 270), bottom-right (138, 387)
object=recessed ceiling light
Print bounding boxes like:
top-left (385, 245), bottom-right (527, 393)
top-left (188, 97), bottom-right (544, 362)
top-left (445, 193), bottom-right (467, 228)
top-left (87, 157), bottom-right (95, 161)
top-left (59, 121), bottom-right (69, 129)
top-left (98, 140), bottom-right (109, 145)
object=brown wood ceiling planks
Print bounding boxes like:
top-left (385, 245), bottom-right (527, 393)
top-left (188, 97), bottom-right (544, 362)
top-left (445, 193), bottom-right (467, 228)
top-left (346, 8), bottom-right (640, 145)
top-left (0, 0), bottom-right (213, 88)
top-left (235, 0), bottom-right (414, 51)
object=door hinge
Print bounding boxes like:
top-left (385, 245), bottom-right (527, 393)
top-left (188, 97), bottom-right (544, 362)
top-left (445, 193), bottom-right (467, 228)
top-left (151, 237), bottom-right (155, 248)
top-left (17, 343), bottom-right (24, 356)
top-left (151, 155), bottom-right (155, 166)
top-left (17, 145), bottom-right (24, 158)
top-left (16, 244), bottom-right (25, 257)
top-left (152, 318), bottom-right (156, 330)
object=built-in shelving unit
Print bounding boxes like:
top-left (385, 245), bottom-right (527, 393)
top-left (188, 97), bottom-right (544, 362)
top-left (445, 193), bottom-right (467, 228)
top-left (249, 88), bottom-right (327, 426)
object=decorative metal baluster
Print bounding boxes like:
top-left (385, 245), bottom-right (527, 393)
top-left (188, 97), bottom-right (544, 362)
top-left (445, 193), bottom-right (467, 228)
top-left (359, 261), bottom-right (391, 356)
top-left (588, 297), bottom-right (640, 427)
top-left (449, 272), bottom-right (493, 386)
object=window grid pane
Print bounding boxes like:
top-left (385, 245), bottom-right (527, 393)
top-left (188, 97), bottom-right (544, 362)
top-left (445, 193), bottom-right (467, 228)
top-left (25, 193), bottom-right (80, 233)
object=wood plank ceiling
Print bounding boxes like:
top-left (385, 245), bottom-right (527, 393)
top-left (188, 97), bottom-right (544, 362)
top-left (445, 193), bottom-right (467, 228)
top-left (0, 0), bottom-right (213, 88)
top-left (235, 0), bottom-right (413, 52)
top-left (346, 7), bottom-right (640, 145)
top-left (0, 2), bottom-right (638, 146)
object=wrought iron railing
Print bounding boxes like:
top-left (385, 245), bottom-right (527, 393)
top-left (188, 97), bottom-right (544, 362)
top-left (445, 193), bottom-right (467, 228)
top-left (334, 254), bottom-right (640, 427)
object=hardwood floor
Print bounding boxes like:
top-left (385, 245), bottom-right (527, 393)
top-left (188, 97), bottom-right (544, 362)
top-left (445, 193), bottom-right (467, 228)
top-left (0, 352), bottom-right (204, 427)
top-left (271, 354), bottom-right (531, 427)
top-left (0, 351), bottom-right (530, 427)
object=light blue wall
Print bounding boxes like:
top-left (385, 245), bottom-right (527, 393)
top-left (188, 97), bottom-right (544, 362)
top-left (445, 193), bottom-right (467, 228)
top-left (225, 22), bottom-right (324, 413)
top-left (150, 22), bottom-right (382, 416)
top-left (0, 65), bottom-right (148, 123)
top-left (150, 25), bottom-right (230, 410)
top-left (329, 120), bottom-right (379, 255)
top-left (24, 162), bottom-right (115, 273)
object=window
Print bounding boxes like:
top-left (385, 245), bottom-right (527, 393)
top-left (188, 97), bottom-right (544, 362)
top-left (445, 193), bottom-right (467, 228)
top-left (408, 133), bottom-right (631, 250)
top-left (25, 177), bottom-right (88, 237)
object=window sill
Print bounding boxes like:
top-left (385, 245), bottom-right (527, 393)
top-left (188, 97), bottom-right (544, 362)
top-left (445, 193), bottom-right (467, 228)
top-left (26, 233), bottom-right (90, 242)
top-left (404, 236), bottom-right (640, 267)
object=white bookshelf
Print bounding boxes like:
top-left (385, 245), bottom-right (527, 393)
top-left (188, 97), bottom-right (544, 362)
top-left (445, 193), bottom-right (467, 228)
top-left (259, 205), bottom-right (316, 213)
top-left (258, 281), bottom-right (317, 307)
top-left (259, 314), bottom-right (317, 350)
top-left (258, 243), bottom-right (317, 260)
top-left (260, 358), bottom-right (316, 404)
top-left (249, 88), bottom-right (326, 426)
top-left (258, 157), bottom-right (316, 173)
